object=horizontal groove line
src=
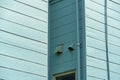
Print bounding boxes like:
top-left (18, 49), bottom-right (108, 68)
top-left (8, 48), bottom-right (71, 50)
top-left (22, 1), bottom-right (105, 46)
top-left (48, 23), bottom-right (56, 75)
top-left (87, 26), bottom-right (120, 40)
top-left (109, 42), bottom-right (120, 48)
top-left (86, 7), bottom-right (120, 23)
top-left (110, 0), bottom-right (120, 5)
top-left (87, 55), bottom-right (106, 62)
top-left (51, 19), bottom-right (75, 30)
top-left (51, 30), bottom-right (75, 39)
top-left (87, 65), bottom-right (106, 71)
top-left (51, 11), bottom-right (75, 21)
top-left (90, 0), bottom-right (120, 14)
top-left (110, 61), bottom-right (120, 66)
top-left (51, 40), bottom-right (76, 48)
top-left (0, 53), bottom-right (47, 66)
top-left (0, 6), bottom-right (47, 23)
top-left (110, 71), bottom-right (120, 75)
top-left (87, 46), bottom-right (106, 52)
top-left (87, 34), bottom-right (120, 49)
top-left (87, 35), bottom-right (105, 42)
top-left (86, 26), bottom-right (105, 33)
top-left (110, 52), bottom-right (120, 57)
top-left (87, 46), bottom-right (120, 58)
top-left (0, 66), bottom-right (47, 77)
top-left (14, 0), bottom-right (48, 13)
top-left (88, 75), bottom-right (105, 80)
top-left (51, 2), bottom-right (75, 13)
top-left (53, 59), bottom-right (76, 66)
top-left (51, 3), bottom-right (75, 16)
top-left (52, 21), bottom-right (75, 31)
top-left (87, 55), bottom-right (120, 66)
top-left (0, 29), bottom-right (47, 44)
top-left (42, 0), bottom-right (48, 3)
top-left (86, 16), bottom-right (120, 32)
top-left (86, 16), bottom-right (105, 24)
top-left (0, 41), bottom-right (47, 55)
top-left (0, 17), bottom-right (47, 33)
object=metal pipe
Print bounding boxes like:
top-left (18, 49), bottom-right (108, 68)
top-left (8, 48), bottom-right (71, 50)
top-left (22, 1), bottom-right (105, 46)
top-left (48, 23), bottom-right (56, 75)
top-left (105, 0), bottom-right (110, 80)
top-left (75, 0), bottom-right (81, 80)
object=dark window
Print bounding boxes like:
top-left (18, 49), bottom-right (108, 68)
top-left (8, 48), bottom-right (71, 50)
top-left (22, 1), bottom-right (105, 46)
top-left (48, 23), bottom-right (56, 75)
top-left (54, 71), bottom-right (75, 80)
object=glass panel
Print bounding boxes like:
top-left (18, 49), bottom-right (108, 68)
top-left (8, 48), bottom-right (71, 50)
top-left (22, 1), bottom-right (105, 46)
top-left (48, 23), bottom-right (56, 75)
top-left (56, 73), bottom-right (75, 80)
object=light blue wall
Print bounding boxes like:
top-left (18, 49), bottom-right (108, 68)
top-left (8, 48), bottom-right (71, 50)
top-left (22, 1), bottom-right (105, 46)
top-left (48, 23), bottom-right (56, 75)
top-left (108, 0), bottom-right (120, 79)
top-left (85, 0), bottom-right (120, 79)
top-left (0, 0), bottom-right (48, 80)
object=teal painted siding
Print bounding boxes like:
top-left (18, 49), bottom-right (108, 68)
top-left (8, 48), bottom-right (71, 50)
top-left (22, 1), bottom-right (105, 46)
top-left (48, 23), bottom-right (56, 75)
top-left (49, 0), bottom-right (77, 79)
top-left (0, 0), bottom-right (48, 80)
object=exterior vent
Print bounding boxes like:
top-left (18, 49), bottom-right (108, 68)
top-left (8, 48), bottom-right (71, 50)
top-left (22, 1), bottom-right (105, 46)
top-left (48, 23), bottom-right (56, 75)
top-left (54, 44), bottom-right (64, 55)
top-left (49, 0), bottom-right (63, 5)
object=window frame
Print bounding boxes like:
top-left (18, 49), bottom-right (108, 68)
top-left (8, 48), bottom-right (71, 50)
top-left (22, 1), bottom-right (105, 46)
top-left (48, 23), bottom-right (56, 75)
top-left (53, 71), bottom-right (76, 80)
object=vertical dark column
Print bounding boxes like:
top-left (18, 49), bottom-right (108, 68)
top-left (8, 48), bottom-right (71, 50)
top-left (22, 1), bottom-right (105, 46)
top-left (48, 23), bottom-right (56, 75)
top-left (105, 0), bottom-right (110, 80)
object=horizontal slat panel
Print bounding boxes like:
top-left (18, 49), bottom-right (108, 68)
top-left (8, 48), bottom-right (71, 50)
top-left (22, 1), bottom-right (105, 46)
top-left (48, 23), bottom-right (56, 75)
top-left (86, 17), bottom-right (105, 32)
top-left (50, 0), bottom-right (74, 11)
top-left (87, 66), bottom-right (107, 80)
top-left (51, 13), bottom-right (76, 29)
top-left (0, 0), bottom-right (48, 22)
top-left (0, 7), bottom-right (48, 32)
top-left (110, 72), bottom-right (120, 80)
top-left (109, 53), bottom-right (120, 65)
top-left (51, 23), bottom-right (76, 38)
top-left (108, 17), bottom-right (120, 30)
top-left (52, 60), bottom-right (76, 74)
top-left (86, 0), bottom-right (104, 14)
top-left (86, 8), bottom-right (104, 22)
top-left (86, 27), bottom-right (105, 41)
top-left (51, 4), bottom-right (75, 20)
top-left (0, 19), bottom-right (47, 43)
top-left (87, 56), bottom-right (107, 70)
top-left (15, 0), bottom-right (48, 11)
top-left (108, 44), bottom-right (120, 55)
top-left (86, 46), bottom-right (106, 60)
top-left (0, 31), bottom-right (47, 54)
top-left (0, 67), bottom-right (47, 80)
top-left (0, 43), bottom-right (47, 65)
top-left (108, 35), bottom-right (120, 46)
top-left (0, 55), bottom-right (47, 76)
top-left (86, 37), bottom-right (106, 51)
top-left (110, 63), bottom-right (120, 74)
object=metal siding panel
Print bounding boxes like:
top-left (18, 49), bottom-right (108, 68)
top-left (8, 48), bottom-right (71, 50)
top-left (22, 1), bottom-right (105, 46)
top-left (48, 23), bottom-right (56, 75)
top-left (0, 0), bottom-right (48, 80)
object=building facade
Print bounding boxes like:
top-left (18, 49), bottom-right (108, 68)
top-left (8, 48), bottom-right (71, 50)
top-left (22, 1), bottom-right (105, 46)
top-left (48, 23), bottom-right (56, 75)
top-left (0, 0), bottom-right (120, 80)
top-left (49, 0), bottom-right (120, 80)
top-left (0, 0), bottom-right (48, 80)
top-left (86, 0), bottom-right (120, 80)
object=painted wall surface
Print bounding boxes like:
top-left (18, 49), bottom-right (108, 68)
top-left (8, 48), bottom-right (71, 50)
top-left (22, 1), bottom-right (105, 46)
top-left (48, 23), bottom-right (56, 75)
top-left (85, 0), bottom-right (120, 79)
top-left (49, 0), bottom-right (78, 79)
top-left (0, 0), bottom-right (48, 80)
